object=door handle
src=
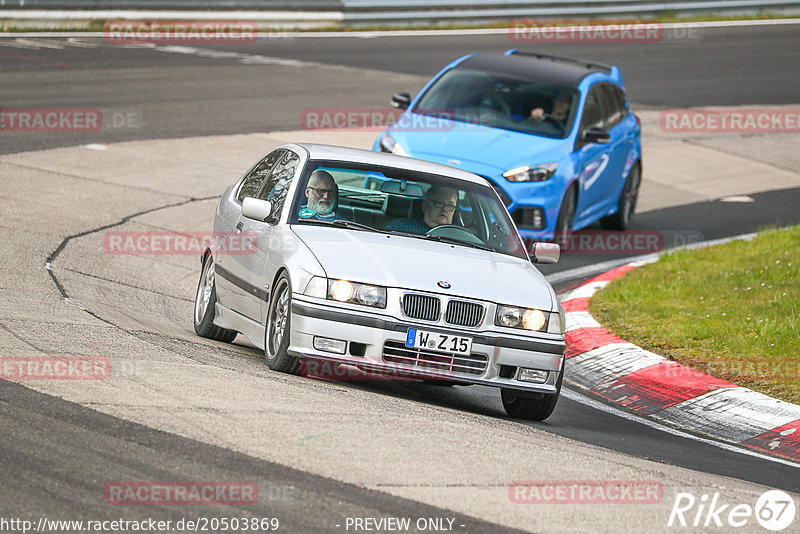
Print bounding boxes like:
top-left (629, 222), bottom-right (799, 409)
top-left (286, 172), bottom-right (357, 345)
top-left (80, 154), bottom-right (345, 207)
top-left (235, 222), bottom-right (244, 233)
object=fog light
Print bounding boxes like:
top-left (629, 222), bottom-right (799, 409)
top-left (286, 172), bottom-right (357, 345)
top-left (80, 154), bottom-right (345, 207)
top-left (313, 337), bottom-right (346, 354)
top-left (518, 368), bottom-right (549, 384)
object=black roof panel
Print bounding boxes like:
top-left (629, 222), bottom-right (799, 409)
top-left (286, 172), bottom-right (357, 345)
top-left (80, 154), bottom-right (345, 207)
top-left (456, 52), bottom-right (611, 88)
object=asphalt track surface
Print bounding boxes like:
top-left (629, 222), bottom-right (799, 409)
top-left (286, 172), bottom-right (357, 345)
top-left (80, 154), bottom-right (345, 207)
top-left (2, 24), bottom-right (800, 531)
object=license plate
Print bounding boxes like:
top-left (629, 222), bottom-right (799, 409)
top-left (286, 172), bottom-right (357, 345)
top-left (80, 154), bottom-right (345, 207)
top-left (405, 328), bottom-right (473, 355)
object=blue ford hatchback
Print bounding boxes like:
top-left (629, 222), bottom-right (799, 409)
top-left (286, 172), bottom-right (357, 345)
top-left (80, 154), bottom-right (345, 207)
top-left (373, 50), bottom-right (642, 242)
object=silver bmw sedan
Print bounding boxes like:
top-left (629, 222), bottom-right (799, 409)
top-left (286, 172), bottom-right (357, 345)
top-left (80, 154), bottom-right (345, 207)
top-left (194, 143), bottom-right (566, 420)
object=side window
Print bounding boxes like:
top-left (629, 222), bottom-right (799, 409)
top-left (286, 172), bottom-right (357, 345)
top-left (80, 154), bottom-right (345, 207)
top-left (615, 86), bottom-right (630, 122)
top-left (237, 150), bottom-right (284, 202)
top-left (600, 83), bottom-right (624, 129)
top-left (581, 87), bottom-right (604, 132)
top-left (257, 150), bottom-right (300, 216)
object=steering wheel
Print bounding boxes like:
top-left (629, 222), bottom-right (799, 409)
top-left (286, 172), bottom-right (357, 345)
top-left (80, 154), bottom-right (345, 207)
top-left (426, 225), bottom-right (486, 246)
top-left (542, 113), bottom-right (566, 129)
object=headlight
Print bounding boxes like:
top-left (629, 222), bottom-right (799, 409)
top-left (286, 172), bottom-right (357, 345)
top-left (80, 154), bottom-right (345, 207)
top-left (502, 163), bottom-right (558, 182)
top-left (495, 305), bottom-right (550, 332)
top-left (329, 279), bottom-right (387, 308)
top-left (330, 280), bottom-right (354, 302)
top-left (379, 134), bottom-right (409, 156)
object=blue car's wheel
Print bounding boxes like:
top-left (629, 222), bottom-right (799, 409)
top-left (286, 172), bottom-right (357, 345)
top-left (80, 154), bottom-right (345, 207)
top-left (601, 163), bottom-right (641, 231)
top-left (555, 185), bottom-right (577, 245)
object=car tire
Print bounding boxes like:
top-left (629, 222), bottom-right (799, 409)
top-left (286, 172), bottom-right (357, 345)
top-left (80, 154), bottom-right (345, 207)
top-left (554, 185), bottom-right (577, 246)
top-left (600, 163), bottom-right (641, 231)
top-left (265, 272), bottom-right (300, 374)
top-left (194, 254), bottom-right (238, 343)
top-left (500, 368), bottom-right (563, 421)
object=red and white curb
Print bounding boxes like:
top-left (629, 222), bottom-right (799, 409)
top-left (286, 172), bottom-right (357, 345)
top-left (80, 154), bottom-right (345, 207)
top-left (559, 262), bottom-right (800, 463)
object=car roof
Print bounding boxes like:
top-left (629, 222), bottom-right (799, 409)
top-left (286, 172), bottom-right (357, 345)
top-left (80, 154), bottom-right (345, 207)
top-left (291, 143), bottom-right (492, 187)
top-left (455, 51), bottom-right (613, 89)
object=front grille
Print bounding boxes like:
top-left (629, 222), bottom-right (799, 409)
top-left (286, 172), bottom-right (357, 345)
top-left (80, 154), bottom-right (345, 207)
top-left (512, 207), bottom-right (546, 230)
top-left (445, 300), bottom-right (484, 327)
top-left (383, 341), bottom-right (488, 376)
top-left (402, 293), bottom-right (440, 321)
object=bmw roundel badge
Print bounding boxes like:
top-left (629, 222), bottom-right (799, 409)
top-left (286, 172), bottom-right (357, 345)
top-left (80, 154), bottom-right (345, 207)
top-left (437, 281), bottom-right (451, 289)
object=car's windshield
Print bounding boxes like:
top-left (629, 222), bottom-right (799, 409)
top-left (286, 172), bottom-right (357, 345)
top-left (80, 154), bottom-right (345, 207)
top-left (413, 68), bottom-right (579, 139)
top-left (289, 160), bottom-right (529, 260)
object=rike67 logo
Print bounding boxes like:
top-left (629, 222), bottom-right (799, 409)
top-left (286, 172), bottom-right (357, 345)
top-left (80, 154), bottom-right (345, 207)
top-left (668, 490), bottom-right (796, 531)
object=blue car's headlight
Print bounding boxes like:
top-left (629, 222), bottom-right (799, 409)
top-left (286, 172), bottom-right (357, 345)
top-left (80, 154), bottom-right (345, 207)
top-left (502, 163), bottom-right (558, 182)
top-left (379, 134), bottom-right (409, 157)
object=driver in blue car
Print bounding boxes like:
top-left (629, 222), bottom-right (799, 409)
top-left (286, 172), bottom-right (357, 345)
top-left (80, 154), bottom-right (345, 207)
top-left (529, 91), bottom-right (572, 129)
top-left (300, 170), bottom-right (338, 220)
top-left (385, 185), bottom-right (458, 234)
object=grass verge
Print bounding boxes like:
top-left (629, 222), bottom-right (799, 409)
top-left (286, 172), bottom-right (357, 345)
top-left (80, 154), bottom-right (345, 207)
top-left (590, 226), bottom-right (800, 404)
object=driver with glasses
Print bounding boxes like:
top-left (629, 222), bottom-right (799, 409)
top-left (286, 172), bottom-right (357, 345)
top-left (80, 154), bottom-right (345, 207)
top-left (384, 185), bottom-right (459, 235)
top-left (300, 170), bottom-right (339, 221)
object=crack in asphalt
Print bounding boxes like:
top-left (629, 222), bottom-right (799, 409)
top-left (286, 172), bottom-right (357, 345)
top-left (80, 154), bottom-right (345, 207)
top-left (42, 195), bottom-right (219, 350)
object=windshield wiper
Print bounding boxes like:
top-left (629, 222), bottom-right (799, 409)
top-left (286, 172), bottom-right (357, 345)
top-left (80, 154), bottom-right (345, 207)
top-left (424, 234), bottom-right (496, 252)
top-left (296, 217), bottom-right (386, 234)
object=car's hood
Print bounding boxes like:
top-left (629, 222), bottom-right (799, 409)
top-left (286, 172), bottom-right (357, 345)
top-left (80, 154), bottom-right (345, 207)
top-left (292, 225), bottom-right (554, 310)
top-left (388, 117), bottom-right (566, 176)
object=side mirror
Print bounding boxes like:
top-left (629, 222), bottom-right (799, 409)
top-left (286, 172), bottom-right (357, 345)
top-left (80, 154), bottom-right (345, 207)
top-left (241, 197), bottom-right (273, 222)
top-left (391, 92), bottom-right (411, 110)
top-left (531, 242), bottom-right (560, 264)
top-left (581, 127), bottom-right (610, 144)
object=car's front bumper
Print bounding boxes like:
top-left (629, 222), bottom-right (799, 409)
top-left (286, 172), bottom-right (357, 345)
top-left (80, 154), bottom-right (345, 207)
top-left (289, 296), bottom-right (565, 394)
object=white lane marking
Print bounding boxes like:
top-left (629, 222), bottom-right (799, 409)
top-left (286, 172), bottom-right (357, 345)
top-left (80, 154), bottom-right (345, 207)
top-left (561, 387), bottom-right (800, 469)
top-left (546, 257), bottom-right (636, 285)
top-left (720, 195), bottom-right (755, 202)
top-left (564, 310), bottom-right (601, 331)
top-left (85, 144), bottom-right (107, 151)
top-left (151, 44), bottom-right (322, 68)
top-left (569, 343), bottom-right (664, 385)
top-left (65, 37), bottom-right (102, 48)
top-left (560, 280), bottom-right (609, 302)
top-left (0, 38), bottom-right (66, 49)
